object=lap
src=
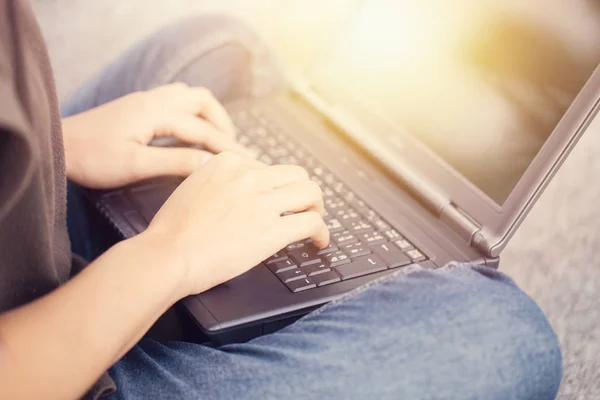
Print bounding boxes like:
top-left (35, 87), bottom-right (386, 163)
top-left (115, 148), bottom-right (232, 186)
top-left (109, 264), bottom-right (562, 400)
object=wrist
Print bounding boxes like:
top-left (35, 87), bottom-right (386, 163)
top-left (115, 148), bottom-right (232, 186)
top-left (138, 224), bottom-right (221, 297)
top-left (117, 229), bottom-right (190, 303)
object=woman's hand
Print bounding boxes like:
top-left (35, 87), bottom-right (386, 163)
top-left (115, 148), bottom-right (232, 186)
top-left (143, 151), bottom-right (330, 297)
top-left (62, 83), bottom-right (247, 189)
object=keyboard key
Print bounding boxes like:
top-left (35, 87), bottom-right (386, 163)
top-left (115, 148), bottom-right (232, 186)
top-left (311, 175), bottom-right (326, 187)
top-left (286, 241), bottom-right (306, 251)
top-left (372, 243), bottom-right (412, 269)
top-left (278, 155), bottom-right (300, 165)
top-left (322, 187), bottom-right (336, 199)
top-left (335, 254), bottom-right (387, 280)
top-left (284, 140), bottom-right (298, 152)
top-left (268, 259), bottom-right (297, 274)
top-left (246, 144), bottom-right (262, 158)
top-left (349, 198), bottom-right (369, 213)
top-left (342, 242), bottom-right (371, 258)
top-left (238, 134), bottom-right (251, 146)
top-left (325, 197), bottom-right (346, 210)
top-left (324, 251), bottom-right (351, 267)
top-left (326, 218), bottom-right (344, 233)
top-left (339, 187), bottom-right (355, 201)
top-left (267, 146), bottom-right (289, 159)
top-left (323, 172), bottom-right (337, 184)
top-left (254, 126), bottom-right (268, 137)
top-left (312, 166), bottom-right (326, 176)
top-left (394, 239), bottom-right (414, 251)
top-left (264, 136), bottom-right (278, 148)
top-left (265, 251), bottom-right (287, 264)
top-left (304, 263), bottom-right (331, 276)
top-left (312, 270), bottom-right (341, 287)
top-left (277, 268), bottom-right (308, 283)
top-left (332, 231), bottom-right (358, 246)
top-left (294, 147), bottom-right (307, 160)
top-left (286, 277), bottom-right (316, 293)
top-left (371, 218), bottom-right (391, 232)
top-left (302, 156), bottom-right (318, 170)
top-left (331, 181), bottom-right (347, 194)
top-left (345, 220), bottom-right (373, 234)
top-left (363, 209), bottom-right (377, 220)
top-left (383, 229), bottom-right (402, 241)
top-left (358, 231), bottom-right (387, 246)
top-left (288, 246), bottom-right (322, 267)
top-left (317, 243), bottom-right (338, 255)
top-left (259, 154), bottom-right (274, 165)
top-left (337, 208), bottom-right (361, 223)
top-left (405, 249), bottom-right (426, 263)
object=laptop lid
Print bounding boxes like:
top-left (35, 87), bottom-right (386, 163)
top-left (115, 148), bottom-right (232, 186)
top-left (299, 0), bottom-right (600, 258)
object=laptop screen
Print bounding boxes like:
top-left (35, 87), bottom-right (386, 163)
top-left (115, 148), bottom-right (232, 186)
top-left (317, 0), bottom-right (600, 204)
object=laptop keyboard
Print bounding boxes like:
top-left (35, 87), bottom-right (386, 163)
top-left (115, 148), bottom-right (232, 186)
top-left (231, 109), bottom-right (427, 293)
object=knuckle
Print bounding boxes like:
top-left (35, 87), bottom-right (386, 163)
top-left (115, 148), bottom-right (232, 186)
top-left (196, 87), bottom-right (213, 99)
top-left (292, 165), bottom-right (310, 180)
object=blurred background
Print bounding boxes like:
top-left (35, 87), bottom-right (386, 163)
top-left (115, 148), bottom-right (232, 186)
top-left (31, 1), bottom-right (599, 398)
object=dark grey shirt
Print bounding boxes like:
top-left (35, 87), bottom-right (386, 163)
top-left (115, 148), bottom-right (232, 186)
top-left (0, 1), bottom-right (114, 398)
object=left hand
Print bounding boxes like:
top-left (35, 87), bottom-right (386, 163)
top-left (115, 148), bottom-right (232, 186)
top-left (62, 83), bottom-right (248, 189)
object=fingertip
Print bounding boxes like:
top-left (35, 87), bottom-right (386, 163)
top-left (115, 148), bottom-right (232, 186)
top-left (313, 225), bottom-right (331, 249)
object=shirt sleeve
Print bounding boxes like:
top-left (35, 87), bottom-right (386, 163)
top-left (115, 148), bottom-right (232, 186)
top-left (0, 77), bottom-right (38, 224)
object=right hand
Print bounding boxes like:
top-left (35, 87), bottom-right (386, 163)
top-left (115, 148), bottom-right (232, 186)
top-left (145, 151), bottom-right (330, 297)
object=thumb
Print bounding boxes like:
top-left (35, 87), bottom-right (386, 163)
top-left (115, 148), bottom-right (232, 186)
top-left (133, 146), bottom-right (213, 179)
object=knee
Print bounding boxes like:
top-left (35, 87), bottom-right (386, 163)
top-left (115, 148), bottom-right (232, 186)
top-left (375, 265), bottom-right (563, 399)
top-left (460, 267), bottom-right (563, 399)
top-left (155, 14), bottom-right (285, 97)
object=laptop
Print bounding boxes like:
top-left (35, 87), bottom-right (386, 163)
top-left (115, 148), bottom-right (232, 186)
top-left (89, 0), bottom-right (600, 344)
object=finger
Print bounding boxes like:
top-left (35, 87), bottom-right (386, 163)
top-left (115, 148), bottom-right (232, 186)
top-left (268, 180), bottom-right (325, 216)
top-left (258, 165), bottom-right (310, 189)
top-left (133, 146), bottom-right (213, 179)
top-left (206, 150), bottom-right (268, 172)
top-left (157, 113), bottom-right (250, 157)
top-left (183, 87), bottom-right (236, 137)
top-left (279, 211), bottom-right (330, 249)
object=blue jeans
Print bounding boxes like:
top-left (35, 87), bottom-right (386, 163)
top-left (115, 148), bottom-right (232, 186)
top-left (62, 15), bottom-right (562, 400)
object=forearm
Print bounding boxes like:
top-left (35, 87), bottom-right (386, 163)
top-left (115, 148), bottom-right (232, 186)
top-left (0, 231), bottom-right (185, 400)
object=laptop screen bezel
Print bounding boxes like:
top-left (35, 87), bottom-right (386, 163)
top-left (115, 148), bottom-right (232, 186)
top-left (305, 63), bottom-right (600, 255)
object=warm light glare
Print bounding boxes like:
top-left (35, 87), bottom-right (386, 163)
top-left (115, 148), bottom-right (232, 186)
top-left (336, 1), bottom-right (445, 71)
top-left (311, 0), bottom-right (600, 203)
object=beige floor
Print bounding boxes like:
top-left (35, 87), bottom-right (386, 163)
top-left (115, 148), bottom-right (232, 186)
top-left (32, 1), bottom-right (600, 398)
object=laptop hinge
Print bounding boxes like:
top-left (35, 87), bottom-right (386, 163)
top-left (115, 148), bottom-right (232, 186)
top-left (439, 203), bottom-right (483, 246)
